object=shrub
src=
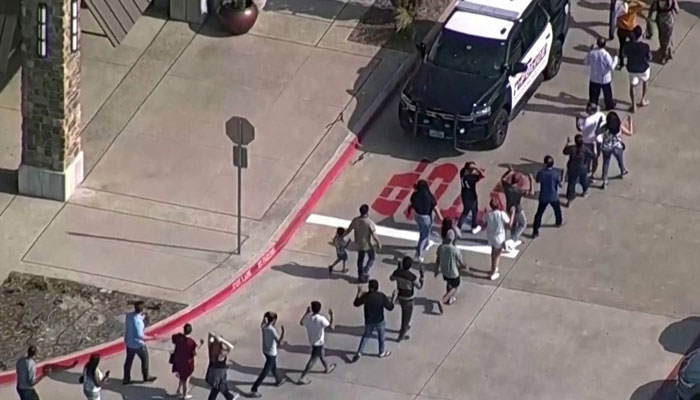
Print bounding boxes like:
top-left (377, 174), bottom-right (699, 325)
top-left (392, 0), bottom-right (421, 32)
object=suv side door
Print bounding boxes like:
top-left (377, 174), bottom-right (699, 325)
top-left (543, 0), bottom-right (570, 37)
top-left (508, 5), bottom-right (553, 106)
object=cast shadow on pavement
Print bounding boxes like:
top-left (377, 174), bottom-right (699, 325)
top-left (49, 370), bottom-right (173, 399)
top-left (271, 262), bottom-right (356, 284)
top-left (331, 324), bottom-right (401, 343)
top-left (679, 1), bottom-right (700, 18)
top-left (278, 341), bottom-right (354, 364)
top-left (630, 316), bottom-right (700, 400)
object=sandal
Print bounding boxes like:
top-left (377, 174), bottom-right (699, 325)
top-left (378, 351), bottom-right (392, 358)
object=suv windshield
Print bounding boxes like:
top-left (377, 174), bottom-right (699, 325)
top-left (428, 29), bottom-right (507, 77)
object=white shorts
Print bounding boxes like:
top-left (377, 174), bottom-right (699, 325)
top-left (629, 69), bottom-right (650, 86)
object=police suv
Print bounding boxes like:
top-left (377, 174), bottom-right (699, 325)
top-left (399, 0), bottom-right (570, 149)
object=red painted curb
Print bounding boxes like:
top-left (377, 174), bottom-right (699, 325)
top-left (0, 91), bottom-right (381, 386)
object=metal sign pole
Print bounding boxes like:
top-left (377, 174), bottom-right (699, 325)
top-left (237, 156), bottom-right (242, 255)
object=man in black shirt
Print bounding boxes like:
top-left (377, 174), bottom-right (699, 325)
top-left (457, 162), bottom-right (485, 235)
top-left (351, 280), bottom-right (396, 362)
top-left (389, 257), bottom-right (424, 342)
top-left (563, 134), bottom-right (595, 206)
top-left (500, 166), bottom-right (532, 247)
top-left (623, 25), bottom-right (652, 112)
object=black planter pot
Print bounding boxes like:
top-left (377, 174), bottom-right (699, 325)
top-left (218, 2), bottom-right (259, 36)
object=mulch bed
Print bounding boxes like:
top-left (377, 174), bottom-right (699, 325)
top-left (0, 272), bottom-right (186, 371)
top-left (347, 0), bottom-right (453, 52)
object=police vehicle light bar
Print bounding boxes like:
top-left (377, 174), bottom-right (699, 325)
top-left (455, 0), bottom-right (521, 21)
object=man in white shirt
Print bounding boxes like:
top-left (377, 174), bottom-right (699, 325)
top-left (576, 102), bottom-right (607, 177)
top-left (584, 38), bottom-right (618, 111)
top-left (298, 301), bottom-right (336, 384)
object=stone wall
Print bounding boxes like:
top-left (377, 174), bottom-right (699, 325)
top-left (20, 0), bottom-right (81, 172)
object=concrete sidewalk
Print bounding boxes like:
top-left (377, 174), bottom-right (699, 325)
top-left (0, 1), bottom-right (409, 304)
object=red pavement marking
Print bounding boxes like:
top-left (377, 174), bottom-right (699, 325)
top-left (0, 90), bottom-right (389, 388)
top-left (374, 161), bottom-right (532, 225)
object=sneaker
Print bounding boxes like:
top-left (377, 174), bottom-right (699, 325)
top-left (276, 377), bottom-right (288, 387)
top-left (621, 170), bottom-right (629, 177)
top-left (183, 395), bottom-right (193, 400)
top-left (490, 272), bottom-right (500, 281)
top-left (351, 354), bottom-right (361, 363)
top-left (378, 351), bottom-right (392, 358)
top-left (602, 180), bottom-right (608, 189)
top-left (325, 364), bottom-right (336, 374)
top-left (250, 392), bottom-right (262, 398)
top-left (144, 376), bottom-right (157, 383)
top-left (447, 296), bottom-right (456, 305)
top-left (581, 191), bottom-right (588, 198)
top-left (299, 377), bottom-right (311, 385)
top-left (471, 226), bottom-right (482, 235)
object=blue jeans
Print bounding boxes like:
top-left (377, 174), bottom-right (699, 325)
top-left (601, 148), bottom-right (626, 182)
top-left (356, 321), bottom-right (386, 356)
top-left (414, 214), bottom-right (433, 258)
top-left (566, 168), bottom-right (589, 200)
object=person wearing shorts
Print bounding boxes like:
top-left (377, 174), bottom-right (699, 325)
top-left (486, 199), bottom-right (511, 281)
top-left (435, 230), bottom-right (465, 308)
top-left (624, 25), bottom-right (652, 112)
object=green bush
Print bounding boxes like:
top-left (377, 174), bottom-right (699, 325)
top-left (391, 0), bottom-right (421, 32)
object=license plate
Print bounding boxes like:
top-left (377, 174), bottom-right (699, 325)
top-left (428, 129), bottom-right (445, 139)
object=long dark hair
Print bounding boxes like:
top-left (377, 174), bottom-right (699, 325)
top-left (441, 218), bottom-right (455, 239)
top-left (412, 179), bottom-right (434, 206)
top-left (85, 354), bottom-right (100, 383)
top-left (606, 112), bottom-right (621, 135)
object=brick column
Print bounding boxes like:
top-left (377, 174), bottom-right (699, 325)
top-left (18, 0), bottom-right (83, 201)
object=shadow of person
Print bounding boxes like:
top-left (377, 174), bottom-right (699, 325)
top-left (414, 296), bottom-right (443, 315)
top-left (271, 262), bottom-right (355, 283)
top-left (331, 324), bottom-right (400, 337)
top-left (679, 1), bottom-right (700, 18)
top-left (48, 369), bottom-right (174, 399)
top-left (659, 316), bottom-right (700, 355)
top-left (279, 341), bottom-right (354, 364)
top-left (629, 379), bottom-right (677, 400)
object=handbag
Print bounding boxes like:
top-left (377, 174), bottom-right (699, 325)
top-left (168, 352), bottom-right (175, 364)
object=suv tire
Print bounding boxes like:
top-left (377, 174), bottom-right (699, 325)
top-left (486, 108), bottom-right (509, 149)
top-left (544, 40), bottom-right (563, 80)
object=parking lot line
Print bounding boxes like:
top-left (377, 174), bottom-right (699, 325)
top-left (306, 213), bottom-right (520, 259)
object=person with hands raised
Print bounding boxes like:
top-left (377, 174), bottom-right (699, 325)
top-left (351, 280), bottom-right (396, 363)
top-left (298, 301), bottom-right (336, 384)
top-left (250, 312), bottom-right (287, 398)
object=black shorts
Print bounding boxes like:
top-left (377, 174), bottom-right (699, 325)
top-left (443, 276), bottom-right (460, 288)
top-left (336, 252), bottom-right (348, 261)
top-left (310, 345), bottom-right (325, 359)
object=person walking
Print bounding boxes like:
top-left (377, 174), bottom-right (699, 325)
top-left (486, 198), bottom-right (511, 281)
top-left (500, 166), bottom-right (531, 249)
top-left (351, 280), bottom-right (396, 362)
top-left (532, 156), bottom-right (564, 238)
top-left (390, 256), bottom-right (424, 341)
top-left (344, 204), bottom-right (381, 283)
top-left (205, 333), bottom-right (239, 400)
top-left (408, 180), bottom-right (442, 262)
top-left (171, 323), bottom-right (204, 399)
top-left (576, 103), bottom-right (607, 178)
top-left (123, 301), bottom-right (157, 385)
top-left (563, 134), bottom-right (595, 206)
top-left (298, 301), bottom-right (336, 384)
top-left (457, 162), bottom-right (485, 235)
top-left (251, 312), bottom-right (287, 397)
top-left (435, 230), bottom-right (465, 307)
top-left (16, 346), bottom-right (47, 400)
top-left (600, 112), bottom-right (634, 188)
top-left (584, 38), bottom-right (618, 110)
top-left (80, 354), bottom-right (109, 400)
top-left (614, 0), bottom-right (647, 69)
top-left (648, 0), bottom-right (678, 64)
top-left (328, 227), bottom-right (349, 274)
top-left (440, 217), bottom-right (461, 241)
top-left (624, 25), bottom-right (652, 112)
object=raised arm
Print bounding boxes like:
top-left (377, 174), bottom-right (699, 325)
top-left (300, 306), bottom-right (311, 326)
